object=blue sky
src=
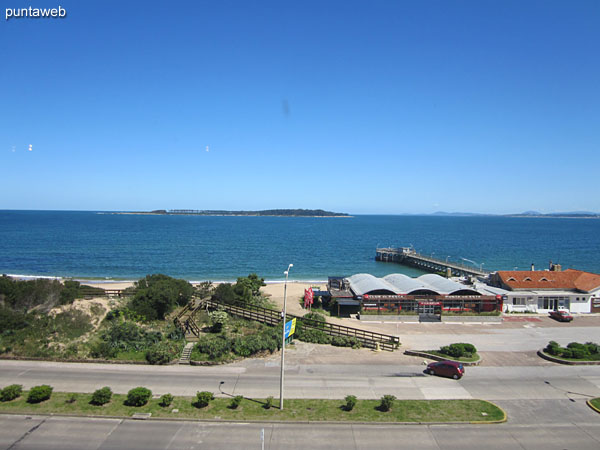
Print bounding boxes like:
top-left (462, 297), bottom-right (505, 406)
top-left (1, 0), bottom-right (599, 214)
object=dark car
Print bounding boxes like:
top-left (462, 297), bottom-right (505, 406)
top-left (549, 309), bottom-right (573, 322)
top-left (426, 361), bottom-right (465, 379)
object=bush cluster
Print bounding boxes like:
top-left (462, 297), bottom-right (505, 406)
top-left (125, 387), bottom-right (152, 407)
top-left (159, 393), bottom-right (174, 407)
top-left (379, 394), bottom-right (396, 412)
top-left (194, 328), bottom-right (280, 361)
top-left (344, 395), bottom-right (357, 411)
top-left (90, 320), bottom-right (175, 359)
top-left (129, 274), bottom-right (194, 321)
top-left (331, 336), bottom-right (362, 349)
top-left (264, 396), bottom-right (273, 409)
top-left (545, 341), bottom-right (600, 360)
top-left (194, 391), bottom-right (214, 408)
top-left (90, 387), bottom-right (112, 406)
top-left (439, 343), bottom-right (477, 359)
top-left (0, 384), bottom-right (23, 402)
top-left (145, 340), bottom-right (182, 365)
top-left (210, 274), bottom-right (267, 307)
top-left (229, 395), bottom-right (243, 409)
top-left (27, 385), bottom-right (53, 404)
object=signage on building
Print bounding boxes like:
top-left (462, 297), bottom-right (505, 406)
top-left (418, 301), bottom-right (442, 306)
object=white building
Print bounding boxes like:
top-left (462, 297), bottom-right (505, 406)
top-left (488, 268), bottom-right (600, 313)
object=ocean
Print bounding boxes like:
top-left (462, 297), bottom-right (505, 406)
top-left (1, 211), bottom-right (599, 282)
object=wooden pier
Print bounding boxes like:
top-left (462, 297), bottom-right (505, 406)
top-left (376, 247), bottom-right (491, 277)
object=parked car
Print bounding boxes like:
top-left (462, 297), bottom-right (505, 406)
top-left (549, 309), bottom-right (573, 322)
top-left (426, 361), bottom-right (465, 379)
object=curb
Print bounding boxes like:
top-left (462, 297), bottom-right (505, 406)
top-left (404, 350), bottom-right (482, 366)
top-left (537, 349), bottom-right (600, 365)
top-left (469, 401), bottom-right (508, 424)
top-left (586, 399), bottom-right (600, 414)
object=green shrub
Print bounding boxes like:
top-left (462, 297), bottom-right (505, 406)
top-left (89, 341), bottom-right (119, 359)
top-left (125, 387), bottom-right (152, 407)
top-left (0, 384), bottom-right (23, 402)
top-left (264, 396), bottom-right (273, 409)
top-left (379, 394), bottom-right (396, 412)
top-left (209, 310), bottom-right (229, 333)
top-left (344, 395), bottom-right (357, 411)
top-left (296, 328), bottom-right (331, 344)
top-left (229, 395), bottom-right (243, 409)
top-left (331, 336), bottom-right (362, 349)
top-left (194, 391), bottom-right (214, 408)
top-left (145, 341), bottom-right (178, 365)
top-left (159, 393), bottom-right (174, 407)
top-left (27, 385), bottom-right (53, 404)
top-left (196, 335), bottom-right (231, 360)
top-left (65, 393), bottom-right (77, 404)
top-left (439, 343), bottom-right (477, 359)
top-left (130, 274), bottom-right (194, 321)
top-left (571, 348), bottom-right (590, 359)
top-left (90, 387), bottom-right (112, 406)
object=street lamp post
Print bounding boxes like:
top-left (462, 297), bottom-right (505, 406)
top-left (279, 263), bottom-right (293, 410)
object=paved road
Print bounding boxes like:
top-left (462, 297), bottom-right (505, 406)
top-left (2, 359), bottom-right (600, 403)
top-left (2, 413), bottom-right (600, 449)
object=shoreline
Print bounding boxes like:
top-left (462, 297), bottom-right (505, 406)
top-left (3, 273), bottom-right (327, 288)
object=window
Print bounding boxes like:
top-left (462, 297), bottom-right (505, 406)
top-left (513, 298), bottom-right (526, 306)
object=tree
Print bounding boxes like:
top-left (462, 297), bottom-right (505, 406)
top-left (130, 274), bottom-right (194, 321)
top-left (211, 283), bottom-right (237, 305)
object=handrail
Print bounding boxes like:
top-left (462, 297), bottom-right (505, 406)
top-left (202, 297), bottom-right (400, 351)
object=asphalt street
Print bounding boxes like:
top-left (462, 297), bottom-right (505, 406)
top-left (1, 414), bottom-right (600, 449)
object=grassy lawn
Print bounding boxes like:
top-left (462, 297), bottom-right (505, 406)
top-left (0, 391), bottom-right (504, 423)
top-left (589, 398), bottom-right (600, 411)
top-left (424, 351), bottom-right (480, 363)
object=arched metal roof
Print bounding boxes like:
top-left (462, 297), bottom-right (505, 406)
top-left (347, 273), bottom-right (399, 296)
top-left (383, 274), bottom-right (433, 295)
top-left (417, 274), bottom-right (480, 295)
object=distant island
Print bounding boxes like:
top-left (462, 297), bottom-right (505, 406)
top-left (113, 209), bottom-right (351, 217)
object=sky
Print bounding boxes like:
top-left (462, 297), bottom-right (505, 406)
top-left (1, 0), bottom-right (599, 214)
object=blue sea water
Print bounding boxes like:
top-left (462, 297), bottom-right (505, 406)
top-left (0, 211), bottom-right (599, 282)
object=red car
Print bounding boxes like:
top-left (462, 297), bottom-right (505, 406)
top-left (426, 361), bottom-right (465, 379)
top-left (549, 309), bottom-right (573, 322)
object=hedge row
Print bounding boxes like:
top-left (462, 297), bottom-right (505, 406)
top-left (544, 341), bottom-right (600, 360)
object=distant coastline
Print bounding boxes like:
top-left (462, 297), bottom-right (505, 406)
top-left (105, 209), bottom-right (352, 218)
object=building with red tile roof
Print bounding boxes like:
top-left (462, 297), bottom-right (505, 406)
top-left (489, 268), bottom-right (600, 313)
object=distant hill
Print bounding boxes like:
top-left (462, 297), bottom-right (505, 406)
top-left (510, 211), bottom-right (600, 218)
top-left (130, 209), bottom-right (350, 217)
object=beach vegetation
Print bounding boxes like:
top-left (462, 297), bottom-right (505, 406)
top-left (190, 317), bottom-right (280, 362)
top-left (0, 276), bottom-right (104, 312)
top-left (129, 274), bottom-right (194, 321)
top-left (208, 310), bottom-right (229, 332)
